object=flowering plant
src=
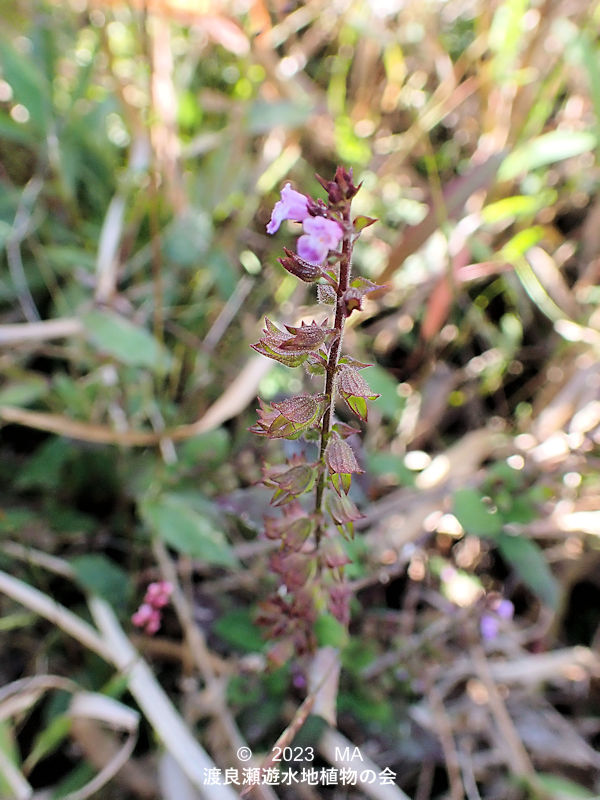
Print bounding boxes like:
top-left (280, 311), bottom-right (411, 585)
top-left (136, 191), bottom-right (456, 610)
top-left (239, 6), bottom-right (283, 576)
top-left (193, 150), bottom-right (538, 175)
top-left (251, 167), bottom-right (380, 664)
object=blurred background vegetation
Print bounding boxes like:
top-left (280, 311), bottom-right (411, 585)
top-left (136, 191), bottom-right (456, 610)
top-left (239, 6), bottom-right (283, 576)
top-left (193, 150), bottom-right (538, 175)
top-left (1, 0), bottom-right (600, 798)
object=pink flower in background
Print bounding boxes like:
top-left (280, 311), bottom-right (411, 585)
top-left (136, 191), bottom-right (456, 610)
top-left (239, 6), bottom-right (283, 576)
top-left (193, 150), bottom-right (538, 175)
top-left (297, 216), bottom-right (343, 264)
top-left (144, 580), bottom-right (173, 608)
top-left (266, 183), bottom-right (309, 234)
top-left (131, 603), bottom-right (161, 635)
top-left (132, 581), bottom-right (173, 635)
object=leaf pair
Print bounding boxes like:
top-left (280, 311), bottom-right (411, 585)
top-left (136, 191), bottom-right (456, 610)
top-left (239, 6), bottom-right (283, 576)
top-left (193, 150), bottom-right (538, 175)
top-left (249, 394), bottom-right (327, 439)
top-left (251, 318), bottom-right (335, 367)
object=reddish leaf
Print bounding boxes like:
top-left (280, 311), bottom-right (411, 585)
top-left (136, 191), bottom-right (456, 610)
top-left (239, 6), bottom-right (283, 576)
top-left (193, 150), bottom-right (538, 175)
top-left (279, 248), bottom-right (324, 283)
top-left (273, 393), bottom-right (326, 425)
top-left (280, 321), bottom-right (335, 352)
top-left (325, 435), bottom-right (362, 475)
top-left (336, 365), bottom-right (380, 421)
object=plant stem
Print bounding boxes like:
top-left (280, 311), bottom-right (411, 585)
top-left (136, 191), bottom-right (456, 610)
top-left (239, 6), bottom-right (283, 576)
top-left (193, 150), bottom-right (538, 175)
top-left (314, 207), bottom-right (352, 547)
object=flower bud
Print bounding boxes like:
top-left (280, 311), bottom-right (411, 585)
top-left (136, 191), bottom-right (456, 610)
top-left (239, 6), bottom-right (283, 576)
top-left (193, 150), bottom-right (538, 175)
top-left (279, 248), bottom-right (323, 283)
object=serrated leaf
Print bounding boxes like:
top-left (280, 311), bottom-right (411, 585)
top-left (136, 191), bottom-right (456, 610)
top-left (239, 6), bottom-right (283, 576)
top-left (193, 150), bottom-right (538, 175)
top-left (325, 435), bottom-right (363, 476)
top-left (140, 493), bottom-right (238, 568)
top-left (498, 533), bottom-right (559, 609)
top-left (337, 365), bottom-right (378, 398)
top-left (280, 321), bottom-right (334, 352)
top-left (272, 394), bottom-right (325, 425)
top-left (453, 489), bottom-right (504, 537)
top-left (83, 310), bottom-right (171, 372)
top-left (337, 364), bottom-right (379, 421)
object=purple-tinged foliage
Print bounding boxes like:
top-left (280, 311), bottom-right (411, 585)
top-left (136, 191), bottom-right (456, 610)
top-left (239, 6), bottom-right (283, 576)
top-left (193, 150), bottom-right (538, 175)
top-left (252, 167), bottom-right (380, 663)
top-left (336, 364), bottom-right (380, 422)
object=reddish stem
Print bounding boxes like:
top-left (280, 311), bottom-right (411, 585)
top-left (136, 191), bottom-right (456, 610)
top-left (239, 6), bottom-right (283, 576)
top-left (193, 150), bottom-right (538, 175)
top-left (314, 206), bottom-right (353, 547)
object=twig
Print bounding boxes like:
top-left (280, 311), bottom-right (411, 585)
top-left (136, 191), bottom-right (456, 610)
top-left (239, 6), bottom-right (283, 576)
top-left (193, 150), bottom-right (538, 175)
top-left (152, 538), bottom-right (279, 800)
top-left (0, 317), bottom-right (84, 345)
top-left (0, 353), bottom-right (272, 445)
top-left (88, 596), bottom-right (240, 800)
top-left (0, 569), bottom-right (239, 800)
top-left (319, 728), bottom-right (412, 800)
top-left (427, 684), bottom-right (464, 800)
top-left (469, 645), bottom-right (535, 778)
top-left (0, 569), bottom-right (113, 662)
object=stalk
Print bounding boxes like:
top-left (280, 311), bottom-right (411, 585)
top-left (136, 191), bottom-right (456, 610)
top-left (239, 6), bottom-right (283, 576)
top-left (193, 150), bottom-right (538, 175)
top-left (314, 207), bottom-right (352, 547)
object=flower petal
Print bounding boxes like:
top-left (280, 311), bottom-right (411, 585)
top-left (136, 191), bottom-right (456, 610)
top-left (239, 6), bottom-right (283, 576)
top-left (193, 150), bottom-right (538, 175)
top-left (266, 183), bottom-right (309, 234)
top-left (297, 234), bottom-right (328, 264)
top-left (302, 216), bottom-right (343, 248)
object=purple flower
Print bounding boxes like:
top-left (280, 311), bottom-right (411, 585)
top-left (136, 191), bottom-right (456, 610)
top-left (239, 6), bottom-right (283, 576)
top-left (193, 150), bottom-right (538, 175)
top-left (297, 216), bottom-right (343, 264)
top-left (480, 613), bottom-right (500, 641)
top-left (266, 183), bottom-right (309, 234)
top-left (480, 598), bottom-right (514, 641)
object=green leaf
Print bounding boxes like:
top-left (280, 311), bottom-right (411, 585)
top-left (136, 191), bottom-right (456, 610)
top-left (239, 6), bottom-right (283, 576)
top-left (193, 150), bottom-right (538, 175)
top-left (497, 533), bottom-right (559, 609)
top-left (365, 452), bottom-right (415, 486)
top-left (0, 35), bottom-right (50, 130)
top-left (346, 394), bottom-right (367, 421)
top-left (453, 489), bottom-right (504, 537)
top-left (353, 215), bottom-right (377, 232)
top-left (140, 493), bottom-right (238, 568)
top-left (0, 109), bottom-right (36, 144)
top-left (315, 613), bottom-right (349, 649)
top-left (501, 226), bottom-right (545, 261)
top-left (213, 610), bottom-right (265, 653)
top-left (70, 555), bottom-right (132, 611)
top-left (0, 508), bottom-right (38, 535)
top-left (533, 773), bottom-right (597, 799)
top-left (179, 428), bottom-right (230, 468)
top-left (16, 438), bottom-right (72, 491)
top-left (0, 720), bottom-right (21, 799)
top-left (499, 130), bottom-right (597, 181)
top-left (0, 375), bottom-right (47, 407)
top-left (23, 715), bottom-right (71, 775)
top-left (361, 366), bottom-right (402, 419)
top-left (163, 208), bottom-right (212, 267)
top-left (481, 192), bottom-right (556, 223)
top-left (83, 310), bottom-right (171, 372)
top-left (246, 100), bottom-right (311, 134)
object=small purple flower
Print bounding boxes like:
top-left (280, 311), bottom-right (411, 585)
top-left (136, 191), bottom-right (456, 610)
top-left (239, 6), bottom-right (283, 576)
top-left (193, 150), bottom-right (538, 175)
top-left (297, 216), bottom-right (343, 264)
top-left (266, 183), bottom-right (310, 234)
top-left (480, 598), bottom-right (514, 641)
top-left (496, 599), bottom-right (514, 620)
top-left (480, 613), bottom-right (500, 641)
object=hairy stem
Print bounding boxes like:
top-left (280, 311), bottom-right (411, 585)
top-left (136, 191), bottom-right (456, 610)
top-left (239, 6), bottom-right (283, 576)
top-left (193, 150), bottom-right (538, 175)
top-left (314, 208), bottom-right (352, 546)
